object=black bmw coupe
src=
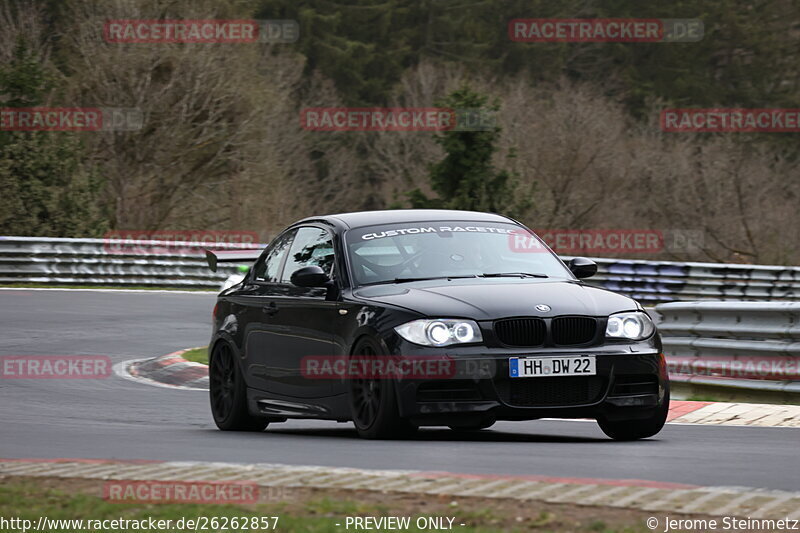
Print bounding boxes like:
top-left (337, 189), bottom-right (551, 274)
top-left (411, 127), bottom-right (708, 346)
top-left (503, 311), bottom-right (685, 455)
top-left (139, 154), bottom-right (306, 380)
top-left (206, 209), bottom-right (669, 440)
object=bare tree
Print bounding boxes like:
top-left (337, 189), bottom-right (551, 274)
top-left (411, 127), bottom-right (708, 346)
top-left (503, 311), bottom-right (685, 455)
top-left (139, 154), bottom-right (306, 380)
top-left (58, 0), bottom-right (311, 238)
top-left (0, 1), bottom-right (50, 63)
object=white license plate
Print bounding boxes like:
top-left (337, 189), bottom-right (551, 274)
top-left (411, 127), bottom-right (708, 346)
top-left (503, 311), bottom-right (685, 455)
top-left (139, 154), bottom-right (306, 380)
top-left (509, 356), bottom-right (596, 378)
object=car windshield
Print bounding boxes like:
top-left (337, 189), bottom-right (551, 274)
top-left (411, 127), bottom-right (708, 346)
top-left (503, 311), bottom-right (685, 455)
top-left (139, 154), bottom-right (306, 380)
top-left (345, 221), bottom-right (572, 286)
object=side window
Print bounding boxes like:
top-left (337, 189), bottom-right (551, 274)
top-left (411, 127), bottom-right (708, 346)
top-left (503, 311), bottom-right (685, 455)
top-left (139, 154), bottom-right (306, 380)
top-left (252, 230), bottom-right (295, 282)
top-left (280, 227), bottom-right (335, 282)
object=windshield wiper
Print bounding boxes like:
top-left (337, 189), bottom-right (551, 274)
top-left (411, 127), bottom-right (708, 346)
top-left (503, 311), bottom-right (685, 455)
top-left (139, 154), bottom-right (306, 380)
top-left (365, 275), bottom-right (478, 286)
top-left (480, 272), bottom-right (549, 278)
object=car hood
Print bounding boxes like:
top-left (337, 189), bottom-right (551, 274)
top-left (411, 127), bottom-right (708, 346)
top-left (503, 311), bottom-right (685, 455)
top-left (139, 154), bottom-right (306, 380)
top-left (352, 280), bottom-right (638, 320)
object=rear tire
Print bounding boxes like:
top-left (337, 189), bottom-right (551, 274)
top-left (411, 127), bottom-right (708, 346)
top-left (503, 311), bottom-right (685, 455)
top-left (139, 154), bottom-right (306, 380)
top-left (209, 342), bottom-right (268, 432)
top-left (348, 337), bottom-right (417, 439)
top-left (597, 386), bottom-right (670, 441)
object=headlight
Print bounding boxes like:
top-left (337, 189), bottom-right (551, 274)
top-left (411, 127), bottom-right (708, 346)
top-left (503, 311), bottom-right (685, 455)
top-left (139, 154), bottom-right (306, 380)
top-left (605, 312), bottom-right (655, 340)
top-left (394, 319), bottom-right (483, 347)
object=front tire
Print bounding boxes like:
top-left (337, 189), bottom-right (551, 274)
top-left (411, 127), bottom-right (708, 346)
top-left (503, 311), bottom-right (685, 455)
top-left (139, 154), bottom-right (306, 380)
top-left (209, 342), bottom-right (268, 432)
top-left (597, 386), bottom-right (670, 441)
top-left (348, 337), bottom-right (416, 439)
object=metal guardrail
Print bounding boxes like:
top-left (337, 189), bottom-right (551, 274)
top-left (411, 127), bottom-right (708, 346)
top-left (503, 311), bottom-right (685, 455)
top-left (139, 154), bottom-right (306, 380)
top-left (1, 237), bottom-right (799, 301)
top-left (0, 236), bottom-right (245, 289)
top-left (566, 256), bottom-right (800, 303)
top-left (656, 301), bottom-right (800, 394)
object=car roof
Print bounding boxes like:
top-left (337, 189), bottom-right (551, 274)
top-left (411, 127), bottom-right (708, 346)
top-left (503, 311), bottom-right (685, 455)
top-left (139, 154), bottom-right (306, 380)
top-left (296, 209), bottom-right (516, 230)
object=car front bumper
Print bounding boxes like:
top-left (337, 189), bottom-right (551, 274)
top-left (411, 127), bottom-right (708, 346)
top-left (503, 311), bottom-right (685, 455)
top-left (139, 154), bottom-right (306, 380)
top-left (388, 342), bottom-right (668, 425)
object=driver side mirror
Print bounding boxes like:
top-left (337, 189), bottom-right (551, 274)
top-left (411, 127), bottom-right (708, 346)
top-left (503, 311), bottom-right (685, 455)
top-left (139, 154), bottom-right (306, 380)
top-left (290, 265), bottom-right (331, 287)
top-left (568, 257), bottom-right (597, 279)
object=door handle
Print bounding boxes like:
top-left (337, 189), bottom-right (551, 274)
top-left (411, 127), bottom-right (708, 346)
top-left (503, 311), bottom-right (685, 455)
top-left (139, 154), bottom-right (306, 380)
top-left (262, 302), bottom-right (278, 316)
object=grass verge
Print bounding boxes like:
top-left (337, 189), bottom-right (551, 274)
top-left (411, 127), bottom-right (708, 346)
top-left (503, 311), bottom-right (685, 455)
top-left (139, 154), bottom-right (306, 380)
top-left (0, 476), bottom-right (680, 533)
top-left (673, 381), bottom-right (800, 405)
top-left (180, 346), bottom-right (208, 365)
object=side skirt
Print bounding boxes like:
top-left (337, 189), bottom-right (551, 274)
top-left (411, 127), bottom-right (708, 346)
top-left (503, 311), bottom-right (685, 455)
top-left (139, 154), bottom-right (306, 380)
top-left (247, 388), bottom-right (351, 421)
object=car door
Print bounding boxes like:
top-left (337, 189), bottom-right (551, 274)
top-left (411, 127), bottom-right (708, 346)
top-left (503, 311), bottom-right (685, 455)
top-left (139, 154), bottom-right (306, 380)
top-left (239, 229), bottom-right (296, 392)
top-left (259, 225), bottom-right (340, 398)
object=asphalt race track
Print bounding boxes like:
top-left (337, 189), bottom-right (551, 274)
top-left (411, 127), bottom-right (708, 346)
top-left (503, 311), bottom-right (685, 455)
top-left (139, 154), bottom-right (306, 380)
top-left (0, 289), bottom-right (797, 492)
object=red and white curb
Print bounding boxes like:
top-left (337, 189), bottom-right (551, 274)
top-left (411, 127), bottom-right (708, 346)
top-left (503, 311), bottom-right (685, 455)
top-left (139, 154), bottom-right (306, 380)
top-left (117, 350), bottom-right (800, 427)
top-left (1, 458), bottom-right (798, 520)
top-left (114, 349), bottom-right (208, 391)
top-left (666, 401), bottom-right (800, 427)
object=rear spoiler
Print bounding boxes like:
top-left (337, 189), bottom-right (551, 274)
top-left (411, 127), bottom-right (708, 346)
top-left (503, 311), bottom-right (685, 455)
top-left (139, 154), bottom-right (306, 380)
top-left (204, 249), bottom-right (262, 272)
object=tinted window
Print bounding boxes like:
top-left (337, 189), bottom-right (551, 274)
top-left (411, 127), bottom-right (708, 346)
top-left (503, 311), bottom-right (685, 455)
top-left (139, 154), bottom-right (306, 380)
top-left (345, 222), bottom-right (571, 285)
top-left (253, 230), bottom-right (294, 282)
top-left (280, 227), bottom-right (335, 282)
